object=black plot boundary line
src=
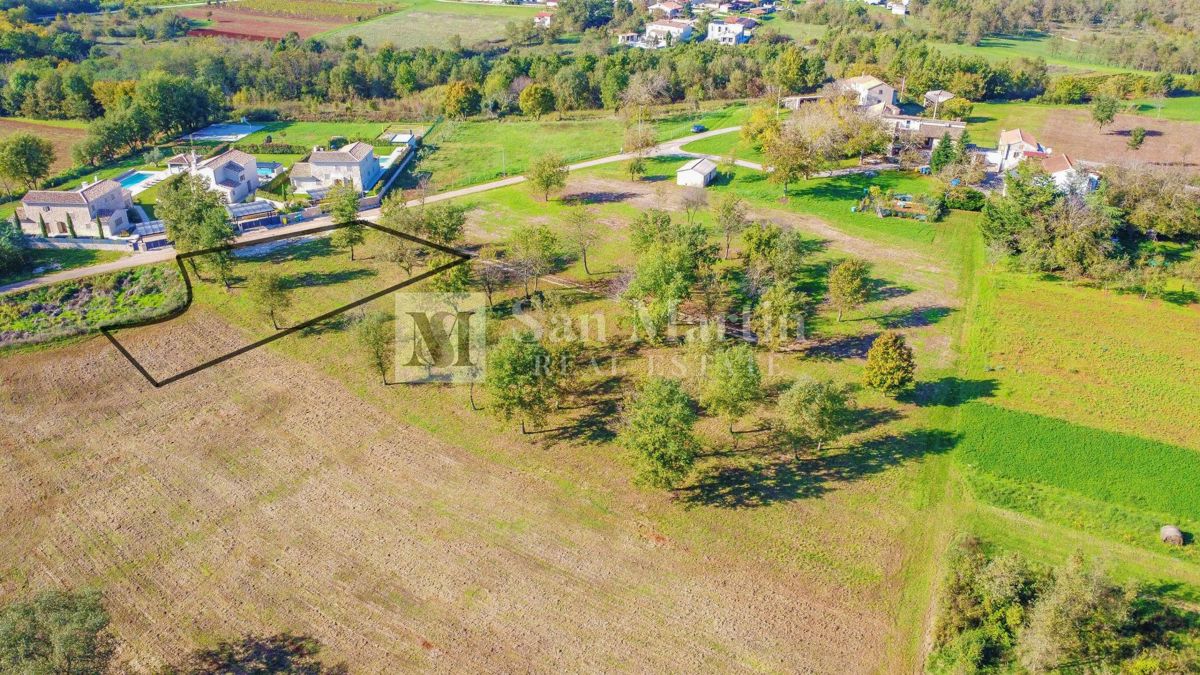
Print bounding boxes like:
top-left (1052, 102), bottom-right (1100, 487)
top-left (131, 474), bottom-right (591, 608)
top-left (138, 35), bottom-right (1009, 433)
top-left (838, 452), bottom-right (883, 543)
top-left (100, 219), bottom-right (472, 388)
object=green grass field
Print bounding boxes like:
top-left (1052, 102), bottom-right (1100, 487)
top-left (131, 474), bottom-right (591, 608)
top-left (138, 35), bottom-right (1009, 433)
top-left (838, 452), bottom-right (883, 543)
top-left (932, 31), bottom-right (1157, 76)
top-left (404, 107), bottom-right (752, 192)
top-left (1125, 94), bottom-right (1200, 122)
top-left (236, 121), bottom-right (427, 147)
top-left (0, 248), bottom-right (126, 287)
top-left (322, 0), bottom-right (539, 48)
top-left (680, 132), bottom-right (765, 164)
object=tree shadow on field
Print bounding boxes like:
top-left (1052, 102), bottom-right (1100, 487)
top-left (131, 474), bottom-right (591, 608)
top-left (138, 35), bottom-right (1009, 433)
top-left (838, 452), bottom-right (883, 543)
top-left (181, 632), bottom-right (347, 674)
top-left (899, 376), bottom-right (998, 407)
top-left (282, 268), bottom-right (377, 290)
top-left (563, 191), bottom-right (639, 205)
top-left (680, 429), bottom-right (960, 508)
top-left (876, 305), bottom-right (956, 329)
top-left (801, 331), bottom-right (879, 360)
top-left (1161, 289), bottom-right (1200, 306)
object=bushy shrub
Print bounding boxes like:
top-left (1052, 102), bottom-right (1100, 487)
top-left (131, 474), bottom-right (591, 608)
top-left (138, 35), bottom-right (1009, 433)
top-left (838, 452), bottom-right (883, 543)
top-left (945, 185), bottom-right (986, 211)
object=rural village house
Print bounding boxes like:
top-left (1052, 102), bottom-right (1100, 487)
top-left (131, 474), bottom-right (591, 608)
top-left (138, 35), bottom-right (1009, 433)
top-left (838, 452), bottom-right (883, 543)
top-left (995, 128), bottom-right (1051, 171)
top-left (649, 1), bottom-right (684, 17)
top-left (837, 75), bottom-right (898, 110)
top-left (19, 179), bottom-right (134, 238)
top-left (290, 141), bottom-right (382, 197)
top-left (534, 11), bottom-right (552, 27)
top-left (1042, 153), bottom-right (1098, 193)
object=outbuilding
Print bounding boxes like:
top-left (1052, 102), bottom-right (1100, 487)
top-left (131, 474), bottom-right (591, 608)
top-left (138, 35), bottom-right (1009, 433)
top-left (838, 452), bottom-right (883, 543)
top-left (676, 157), bottom-right (717, 187)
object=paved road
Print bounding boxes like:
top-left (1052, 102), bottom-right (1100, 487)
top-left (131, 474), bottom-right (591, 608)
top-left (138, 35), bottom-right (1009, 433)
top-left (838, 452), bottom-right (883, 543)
top-left (0, 126), bottom-right (743, 296)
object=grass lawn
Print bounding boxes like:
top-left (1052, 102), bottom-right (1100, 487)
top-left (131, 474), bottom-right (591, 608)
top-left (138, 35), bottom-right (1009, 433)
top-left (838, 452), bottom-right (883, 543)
top-left (406, 104), bottom-right (753, 193)
top-left (236, 121), bottom-right (427, 147)
top-left (757, 16), bottom-right (826, 42)
top-left (321, 0), bottom-right (538, 48)
top-left (1125, 94), bottom-right (1200, 123)
top-left (680, 131), bottom-right (764, 164)
top-left (932, 31), bottom-right (1158, 76)
top-left (964, 101), bottom-right (1064, 144)
top-left (0, 248), bottom-right (126, 287)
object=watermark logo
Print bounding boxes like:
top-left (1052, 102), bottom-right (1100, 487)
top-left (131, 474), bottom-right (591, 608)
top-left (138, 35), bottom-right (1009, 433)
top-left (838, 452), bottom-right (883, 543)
top-left (394, 292), bottom-right (487, 383)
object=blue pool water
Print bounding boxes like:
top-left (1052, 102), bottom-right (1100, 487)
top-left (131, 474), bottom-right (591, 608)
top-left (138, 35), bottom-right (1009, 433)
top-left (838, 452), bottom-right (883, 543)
top-left (257, 167), bottom-right (274, 177)
top-left (118, 171), bottom-right (154, 189)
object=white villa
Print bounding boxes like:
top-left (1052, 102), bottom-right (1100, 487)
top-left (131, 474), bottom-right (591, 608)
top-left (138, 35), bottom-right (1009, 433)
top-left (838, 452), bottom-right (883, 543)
top-left (164, 148), bottom-right (260, 204)
top-left (19, 179), bottom-right (134, 238)
top-left (677, 157), bottom-right (717, 187)
top-left (289, 141), bottom-right (382, 197)
top-left (708, 16), bottom-right (755, 44)
top-left (643, 20), bottom-right (693, 47)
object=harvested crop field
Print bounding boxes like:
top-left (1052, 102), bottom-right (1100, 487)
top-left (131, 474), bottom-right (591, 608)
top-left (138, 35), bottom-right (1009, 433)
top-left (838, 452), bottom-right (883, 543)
top-left (181, 7), bottom-right (351, 40)
top-left (0, 118), bottom-right (86, 173)
top-left (1039, 108), bottom-right (1200, 171)
top-left (0, 309), bottom-right (917, 672)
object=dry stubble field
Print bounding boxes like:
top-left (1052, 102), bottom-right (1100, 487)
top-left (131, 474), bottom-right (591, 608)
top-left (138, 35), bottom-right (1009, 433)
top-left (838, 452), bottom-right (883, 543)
top-left (1, 307), bottom-right (911, 672)
top-left (1039, 109), bottom-right (1200, 170)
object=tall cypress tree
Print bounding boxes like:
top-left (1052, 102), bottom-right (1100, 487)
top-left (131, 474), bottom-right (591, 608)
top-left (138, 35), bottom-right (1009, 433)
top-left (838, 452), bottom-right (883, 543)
top-left (930, 132), bottom-right (955, 174)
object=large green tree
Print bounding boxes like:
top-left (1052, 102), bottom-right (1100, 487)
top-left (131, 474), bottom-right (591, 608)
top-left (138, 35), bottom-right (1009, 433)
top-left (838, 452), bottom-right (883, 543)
top-left (827, 258), bottom-right (872, 321)
top-left (327, 182), bottom-right (365, 259)
top-left (156, 172), bottom-right (235, 278)
top-left (863, 331), bottom-right (915, 395)
top-left (357, 311), bottom-right (392, 385)
top-left (0, 215), bottom-right (28, 279)
top-left (701, 343), bottom-right (762, 437)
top-left (713, 192), bottom-right (747, 259)
top-left (518, 83), bottom-right (555, 119)
top-left (526, 152), bottom-right (569, 201)
top-left (246, 269), bottom-right (291, 330)
top-left (509, 223), bottom-right (559, 295)
top-left (620, 377), bottom-right (700, 489)
top-left (483, 331), bottom-right (558, 432)
top-left (778, 378), bottom-right (852, 456)
top-left (0, 132), bottom-right (54, 190)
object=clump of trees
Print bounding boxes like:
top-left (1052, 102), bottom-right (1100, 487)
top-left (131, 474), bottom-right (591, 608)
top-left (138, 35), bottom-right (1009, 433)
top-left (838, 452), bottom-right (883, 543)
top-left (931, 536), bottom-right (1200, 673)
top-left (981, 162), bottom-right (1200, 295)
top-left (756, 98), bottom-right (889, 194)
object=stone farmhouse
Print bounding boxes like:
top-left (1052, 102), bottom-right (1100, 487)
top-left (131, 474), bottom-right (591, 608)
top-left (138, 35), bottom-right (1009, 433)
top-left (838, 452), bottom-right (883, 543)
top-left (18, 179), bottom-right (134, 238)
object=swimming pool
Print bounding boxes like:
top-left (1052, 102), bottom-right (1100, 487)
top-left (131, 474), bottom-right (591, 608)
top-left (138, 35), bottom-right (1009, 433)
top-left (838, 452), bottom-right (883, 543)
top-left (118, 171), bottom-right (155, 189)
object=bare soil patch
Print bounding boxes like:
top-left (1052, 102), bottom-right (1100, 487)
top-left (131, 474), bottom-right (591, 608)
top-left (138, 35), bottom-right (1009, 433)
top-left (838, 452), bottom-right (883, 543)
top-left (0, 119), bottom-right (86, 174)
top-left (1039, 109), bottom-right (1200, 171)
top-left (181, 7), bottom-right (347, 40)
top-left (0, 312), bottom-right (900, 673)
